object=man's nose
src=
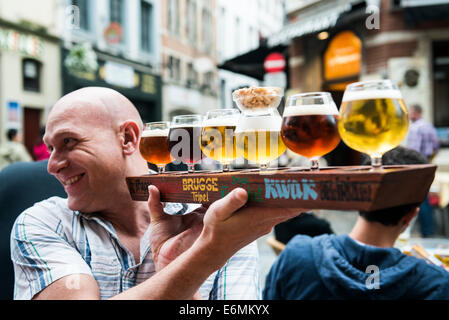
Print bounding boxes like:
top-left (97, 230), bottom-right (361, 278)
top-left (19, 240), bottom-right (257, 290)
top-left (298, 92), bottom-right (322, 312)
top-left (47, 152), bottom-right (68, 175)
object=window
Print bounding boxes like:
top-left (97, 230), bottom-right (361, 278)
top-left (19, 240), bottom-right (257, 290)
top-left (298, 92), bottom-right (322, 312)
top-left (72, 0), bottom-right (89, 31)
top-left (187, 62), bottom-right (198, 88)
top-left (141, 0), bottom-right (153, 52)
top-left (186, 0), bottom-right (197, 43)
top-left (202, 7), bottom-right (212, 53)
top-left (23, 59), bottom-right (41, 92)
top-left (168, 56), bottom-right (181, 82)
top-left (168, 0), bottom-right (179, 35)
top-left (110, 0), bottom-right (124, 43)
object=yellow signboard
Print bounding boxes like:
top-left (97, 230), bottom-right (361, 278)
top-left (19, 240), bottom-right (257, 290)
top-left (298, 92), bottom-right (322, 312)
top-left (324, 31), bottom-right (361, 81)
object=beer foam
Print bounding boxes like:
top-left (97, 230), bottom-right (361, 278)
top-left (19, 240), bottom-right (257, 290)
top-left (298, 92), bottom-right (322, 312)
top-left (283, 104), bottom-right (339, 117)
top-left (141, 128), bottom-right (169, 137)
top-left (235, 114), bottom-right (282, 133)
top-left (202, 116), bottom-right (239, 127)
top-left (342, 89), bottom-right (402, 102)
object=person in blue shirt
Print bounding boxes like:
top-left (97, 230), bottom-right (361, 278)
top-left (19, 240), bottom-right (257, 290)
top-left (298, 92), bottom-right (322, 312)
top-left (264, 147), bottom-right (449, 300)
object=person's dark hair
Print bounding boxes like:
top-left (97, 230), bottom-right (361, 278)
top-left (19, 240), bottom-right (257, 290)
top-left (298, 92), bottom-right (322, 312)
top-left (411, 104), bottom-right (422, 114)
top-left (6, 129), bottom-right (17, 141)
top-left (359, 146), bottom-right (428, 226)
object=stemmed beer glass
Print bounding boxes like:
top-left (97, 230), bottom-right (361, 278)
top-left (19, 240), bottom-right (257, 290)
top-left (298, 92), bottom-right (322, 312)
top-left (168, 114), bottom-right (204, 173)
top-left (200, 108), bottom-right (240, 172)
top-left (139, 121), bottom-right (173, 174)
top-left (338, 80), bottom-right (409, 168)
top-left (281, 92), bottom-right (340, 170)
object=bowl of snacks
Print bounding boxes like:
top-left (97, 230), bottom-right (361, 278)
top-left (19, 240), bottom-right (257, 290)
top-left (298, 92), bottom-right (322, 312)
top-left (232, 86), bottom-right (283, 115)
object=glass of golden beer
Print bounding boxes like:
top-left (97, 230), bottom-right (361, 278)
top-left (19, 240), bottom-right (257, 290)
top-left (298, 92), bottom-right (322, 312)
top-left (200, 108), bottom-right (240, 172)
top-left (338, 80), bottom-right (409, 168)
top-left (139, 121), bottom-right (173, 174)
top-left (281, 92), bottom-right (340, 170)
top-left (233, 87), bottom-right (286, 171)
top-left (168, 114), bottom-right (204, 173)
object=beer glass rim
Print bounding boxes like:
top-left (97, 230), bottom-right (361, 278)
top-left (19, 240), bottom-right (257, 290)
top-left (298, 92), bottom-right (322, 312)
top-left (171, 114), bottom-right (203, 126)
top-left (205, 108), bottom-right (240, 117)
top-left (144, 121), bottom-right (170, 129)
top-left (346, 79), bottom-right (398, 91)
top-left (286, 92), bottom-right (334, 106)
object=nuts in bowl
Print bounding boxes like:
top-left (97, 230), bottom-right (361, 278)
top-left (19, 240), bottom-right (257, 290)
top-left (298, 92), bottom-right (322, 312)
top-left (232, 87), bottom-right (283, 112)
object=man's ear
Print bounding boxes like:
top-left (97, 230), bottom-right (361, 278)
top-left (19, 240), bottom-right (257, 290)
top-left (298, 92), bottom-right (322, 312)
top-left (400, 207), bottom-right (419, 228)
top-left (119, 120), bottom-right (141, 155)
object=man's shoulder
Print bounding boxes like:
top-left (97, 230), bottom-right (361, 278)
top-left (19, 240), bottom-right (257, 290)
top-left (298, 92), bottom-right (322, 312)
top-left (13, 197), bottom-right (72, 228)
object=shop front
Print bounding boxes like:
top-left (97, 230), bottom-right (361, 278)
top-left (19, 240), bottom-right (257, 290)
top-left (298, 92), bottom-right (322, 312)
top-left (0, 23), bottom-right (61, 158)
top-left (62, 47), bottom-right (162, 124)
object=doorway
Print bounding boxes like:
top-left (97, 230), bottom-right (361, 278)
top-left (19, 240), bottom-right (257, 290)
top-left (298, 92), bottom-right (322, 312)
top-left (23, 107), bottom-right (42, 159)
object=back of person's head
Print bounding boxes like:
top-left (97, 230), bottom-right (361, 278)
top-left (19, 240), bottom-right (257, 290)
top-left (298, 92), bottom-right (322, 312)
top-left (6, 129), bottom-right (17, 142)
top-left (359, 146), bottom-right (427, 226)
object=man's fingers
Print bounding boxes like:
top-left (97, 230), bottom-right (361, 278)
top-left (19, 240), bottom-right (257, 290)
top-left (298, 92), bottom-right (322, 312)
top-left (148, 185), bottom-right (165, 221)
top-left (209, 188), bottom-right (248, 221)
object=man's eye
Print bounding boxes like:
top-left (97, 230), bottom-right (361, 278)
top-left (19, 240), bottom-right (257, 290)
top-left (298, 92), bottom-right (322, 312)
top-left (63, 138), bottom-right (76, 146)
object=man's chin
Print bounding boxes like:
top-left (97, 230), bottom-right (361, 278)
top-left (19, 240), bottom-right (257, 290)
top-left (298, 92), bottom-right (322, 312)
top-left (67, 197), bottom-right (90, 213)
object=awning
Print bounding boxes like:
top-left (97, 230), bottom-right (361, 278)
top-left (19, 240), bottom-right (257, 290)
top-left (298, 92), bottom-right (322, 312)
top-left (268, 0), bottom-right (378, 47)
top-left (402, 2), bottom-right (449, 26)
top-left (217, 44), bottom-right (288, 81)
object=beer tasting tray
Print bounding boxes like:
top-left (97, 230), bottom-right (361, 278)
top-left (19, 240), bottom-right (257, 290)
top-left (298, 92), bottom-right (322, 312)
top-left (126, 164), bottom-right (436, 211)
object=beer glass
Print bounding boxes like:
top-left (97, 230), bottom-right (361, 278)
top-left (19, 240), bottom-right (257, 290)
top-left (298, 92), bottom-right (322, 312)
top-left (233, 86), bottom-right (286, 171)
top-left (281, 92), bottom-right (340, 170)
top-left (200, 108), bottom-right (240, 172)
top-left (234, 110), bottom-right (286, 171)
top-left (168, 114), bottom-right (204, 173)
top-left (139, 121), bottom-right (173, 174)
top-left (338, 80), bottom-right (409, 168)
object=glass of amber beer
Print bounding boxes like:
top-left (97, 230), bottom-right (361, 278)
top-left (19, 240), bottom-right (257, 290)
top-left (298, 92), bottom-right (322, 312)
top-left (338, 80), bottom-right (409, 168)
top-left (200, 108), bottom-right (240, 172)
top-left (232, 87), bottom-right (286, 171)
top-left (281, 92), bottom-right (340, 170)
top-left (168, 114), bottom-right (204, 173)
top-left (139, 121), bottom-right (173, 174)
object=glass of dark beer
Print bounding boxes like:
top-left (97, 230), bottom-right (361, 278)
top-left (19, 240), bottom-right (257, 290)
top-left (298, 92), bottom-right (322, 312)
top-left (168, 114), bottom-right (204, 173)
top-left (281, 92), bottom-right (340, 170)
top-left (139, 121), bottom-right (173, 173)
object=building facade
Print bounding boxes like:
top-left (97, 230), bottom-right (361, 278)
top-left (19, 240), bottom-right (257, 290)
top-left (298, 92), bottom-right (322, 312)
top-left (61, 0), bottom-right (162, 124)
top-left (265, 0), bottom-right (449, 164)
top-left (0, 0), bottom-right (61, 157)
top-left (271, 0), bottom-right (449, 127)
top-left (217, 0), bottom-right (285, 109)
top-left (160, 0), bottom-right (219, 119)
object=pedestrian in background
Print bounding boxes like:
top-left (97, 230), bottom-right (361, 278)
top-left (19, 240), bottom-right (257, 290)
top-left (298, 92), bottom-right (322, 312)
top-left (0, 129), bottom-right (32, 171)
top-left (33, 126), bottom-right (50, 161)
top-left (407, 105), bottom-right (440, 237)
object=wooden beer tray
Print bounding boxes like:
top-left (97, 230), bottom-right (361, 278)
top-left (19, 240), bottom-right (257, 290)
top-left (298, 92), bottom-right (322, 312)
top-left (126, 164), bottom-right (436, 211)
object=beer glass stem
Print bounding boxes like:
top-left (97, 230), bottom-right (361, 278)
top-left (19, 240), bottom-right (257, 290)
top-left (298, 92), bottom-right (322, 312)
top-left (222, 163), bottom-right (230, 172)
top-left (310, 158), bottom-right (320, 170)
top-left (260, 163), bottom-right (268, 171)
top-left (371, 155), bottom-right (382, 168)
top-left (187, 164), bottom-right (195, 173)
top-left (157, 166), bottom-right (165, 174)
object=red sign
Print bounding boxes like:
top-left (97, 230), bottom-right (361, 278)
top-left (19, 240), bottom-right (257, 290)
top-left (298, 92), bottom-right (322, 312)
top-left (104, 22), bottom-right (123, 45)
top-left (264, 52), bottom-right (286, 73)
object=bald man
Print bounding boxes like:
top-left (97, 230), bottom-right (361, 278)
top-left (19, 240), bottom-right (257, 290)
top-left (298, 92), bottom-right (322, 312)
top-left (10, 87), bottom-right (300, 300)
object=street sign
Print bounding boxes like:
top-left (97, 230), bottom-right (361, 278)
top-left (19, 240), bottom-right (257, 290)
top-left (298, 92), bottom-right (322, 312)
top-left (264, 52), bottom-right (286, 73)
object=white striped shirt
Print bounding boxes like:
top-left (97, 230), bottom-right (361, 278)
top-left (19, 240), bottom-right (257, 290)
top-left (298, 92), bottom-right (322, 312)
top-left (10, 197), bottom-right (260, 300)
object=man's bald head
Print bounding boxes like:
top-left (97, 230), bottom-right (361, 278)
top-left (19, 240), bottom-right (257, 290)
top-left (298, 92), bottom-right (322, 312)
top-left (49, 87), bottom-right (143, 131)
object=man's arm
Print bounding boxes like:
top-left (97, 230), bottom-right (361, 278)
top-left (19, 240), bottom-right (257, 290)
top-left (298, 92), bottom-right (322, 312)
top-left (31, 187), bottom-right (300, 300)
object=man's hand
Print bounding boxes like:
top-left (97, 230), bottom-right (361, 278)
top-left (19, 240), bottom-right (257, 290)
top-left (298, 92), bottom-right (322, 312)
top-left (148, 186), bottom-right (207, 271)
top-left (196, 188), bottom-right (301, 268)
